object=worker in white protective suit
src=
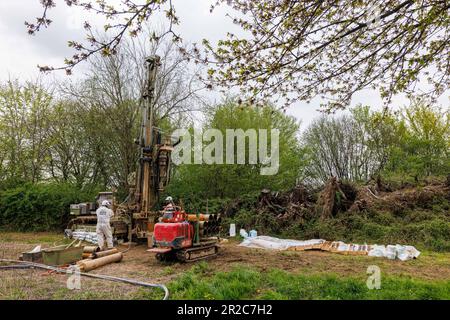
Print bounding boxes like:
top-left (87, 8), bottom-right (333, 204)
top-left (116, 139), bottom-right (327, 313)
top-left (96, 200), bottom-right (114, 250)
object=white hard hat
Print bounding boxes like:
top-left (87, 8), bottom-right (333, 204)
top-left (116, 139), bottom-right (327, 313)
top-left (165, 196), bottom-right (173, 202)
top-left (102, 200), bottom-right (111, 207)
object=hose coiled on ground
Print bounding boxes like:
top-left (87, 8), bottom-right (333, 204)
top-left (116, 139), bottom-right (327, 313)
top-left (0, 258), bottom-right (169, 300)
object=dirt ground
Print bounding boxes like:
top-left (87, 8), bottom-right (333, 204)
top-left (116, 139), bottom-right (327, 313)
top-left (0, 232), bottom-right (449, 299)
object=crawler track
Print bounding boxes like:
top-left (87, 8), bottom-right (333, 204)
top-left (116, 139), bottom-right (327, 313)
top-left (155, 243), bottom-right (219, 263)
top-left (176, 244), bottom-right (219, 262)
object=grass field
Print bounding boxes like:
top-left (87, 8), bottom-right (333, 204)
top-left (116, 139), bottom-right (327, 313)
top-left (147, 262), bottom-right (450, 300)
top-left (1, 232), bottom-right (449, 300)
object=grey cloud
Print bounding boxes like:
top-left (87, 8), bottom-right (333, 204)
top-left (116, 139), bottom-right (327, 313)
top-left (0, 1), bottom-right (87, 59)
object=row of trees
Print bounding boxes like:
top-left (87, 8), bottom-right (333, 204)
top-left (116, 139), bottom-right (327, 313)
top-left (0, 75), bottom-right (448, 199)
top-left (166, 101), bottom-right (449, 203)
top-left (0, 34), bottom-right (202, 196)
top-left (303, 102), bottom-right (449, 185)
top-left (0, 40), bottom-right (448, 201)
top-left (167, 102), bottom-right (305, 200)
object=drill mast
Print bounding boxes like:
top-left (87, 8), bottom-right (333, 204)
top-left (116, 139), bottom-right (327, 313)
top-left (130, 56), bottom-right (174, 240)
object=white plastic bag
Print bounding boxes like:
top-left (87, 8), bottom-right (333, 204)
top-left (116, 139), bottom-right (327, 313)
top-left (240, 229), bottom-right (249, 238)
top-left (395, 245), bottom-right (421, 261)
top-left (29, 245), bottom-right (41, 253)
top-left (229, 224), bottom-right (236, 237)
top-left (368, 245), bottom-right (386, 257)
top-left (385, 245), bottom-right (397, 260)
top-left (336, 241), bottom-right (349, 251)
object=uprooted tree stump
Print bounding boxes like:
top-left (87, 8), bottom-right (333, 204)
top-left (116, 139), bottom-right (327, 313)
top-left (315, 177), bottom-right (357, 219)
top-left (316, 177), bottom-right (340, 219)
top-left (290, 184), bottom-right (311, 204)
top-left (375, 175), bottom-right (393, 192)
top-left (349, 181), bottom-right (449, 213)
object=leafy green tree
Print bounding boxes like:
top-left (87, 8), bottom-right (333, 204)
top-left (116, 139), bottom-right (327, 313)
top-left (0, 80), bottom-right (53, 187)
top-left (386, 100), bottom-right (449, 180)
top-left (206, 0), bottom-right (450, 110)
top-left (168, 101), bottom-right (305, 202)
top-left (302, 101), bottom-right (449, 185)
top-left (29, 1), bottom-right (448, 112)
top-left (47, 100), bottom-right (99, 187)
top-left (302, 105), bottom-right (398, 184)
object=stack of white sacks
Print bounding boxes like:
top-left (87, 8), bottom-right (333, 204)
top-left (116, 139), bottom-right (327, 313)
top-left (72, 230), bottom-right (99, 245)
top-left (367, 244), bottom-right (420, 261)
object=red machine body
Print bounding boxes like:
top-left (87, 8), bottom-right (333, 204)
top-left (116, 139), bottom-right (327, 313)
top-left (153, 220), bottom-right (193, 249)
top-left (148, 206), bottom-right (220, 262)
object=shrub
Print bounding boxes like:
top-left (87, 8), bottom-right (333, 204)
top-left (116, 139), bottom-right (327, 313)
top-left (0, 182), bottom-right (98, 232)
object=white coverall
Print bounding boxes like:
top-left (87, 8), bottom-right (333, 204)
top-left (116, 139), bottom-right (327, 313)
top-left (96, 205), bottom-right (114, 250)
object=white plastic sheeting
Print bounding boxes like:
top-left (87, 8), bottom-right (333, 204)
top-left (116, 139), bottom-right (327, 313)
top-left (239, 236), bottom-right (326, 251)
top-left (239, 236), bottom-right (420, 261)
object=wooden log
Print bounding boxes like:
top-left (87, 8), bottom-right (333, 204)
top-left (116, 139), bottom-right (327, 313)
top-left (77, 252), bottom-right (123, 272)
top-left (92, 248), bottom-right (119, 259)
top-left (77, 258), bottom-right (94, 265)
top-left (83, 246), bottom-right (100, 253)
top-left (82, 253), bottom-right (93, 259)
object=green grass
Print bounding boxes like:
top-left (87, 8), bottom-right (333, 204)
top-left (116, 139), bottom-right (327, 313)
top-left (2, 255), bottom-right (449, 300)
top-left (0, 232), bottom-right (71, 245)
top-left (138, 263), bottom-right (450, 300)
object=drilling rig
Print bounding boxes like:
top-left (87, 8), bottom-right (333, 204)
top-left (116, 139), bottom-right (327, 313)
top-left (66, 56), bottom-right (220, 262)
top-left (118, 55), bottom-right (174, 243)
top-left (67, 56), bottom-right (174, 244)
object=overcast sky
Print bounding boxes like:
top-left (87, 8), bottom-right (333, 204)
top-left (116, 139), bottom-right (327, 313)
top-left (0, 0), bottom-right (448, 129)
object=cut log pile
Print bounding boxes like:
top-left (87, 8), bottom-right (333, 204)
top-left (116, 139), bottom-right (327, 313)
top-left (77, 252), bottom-right (123, 272)
top-left (76, 246), bottom-right (122, 272)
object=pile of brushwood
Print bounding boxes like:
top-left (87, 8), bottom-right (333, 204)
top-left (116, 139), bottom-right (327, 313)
top-left (218, 177), bottom-right (450, 251)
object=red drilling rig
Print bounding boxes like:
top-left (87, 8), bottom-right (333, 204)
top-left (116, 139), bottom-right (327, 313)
top-left (130, 55), bottom-right (221, 262)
